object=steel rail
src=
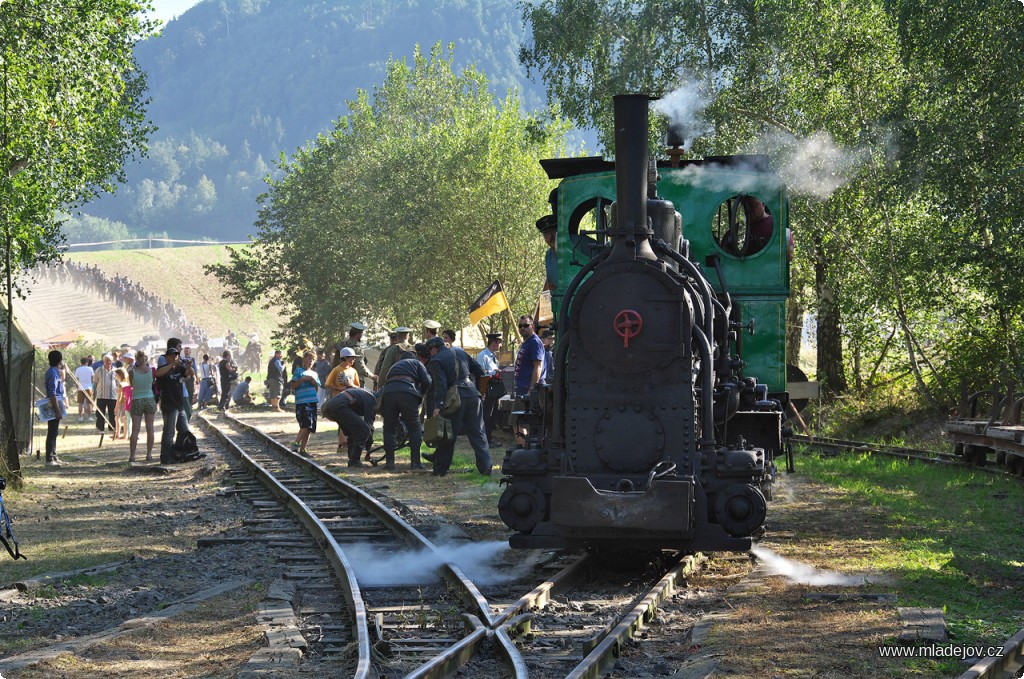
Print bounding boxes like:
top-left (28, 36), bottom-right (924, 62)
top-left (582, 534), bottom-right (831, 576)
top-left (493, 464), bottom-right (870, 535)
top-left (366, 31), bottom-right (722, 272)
top-left (489, 553), bottom-right (593, 678)
top-left (793, 434), bottom-right (1022, 479)
top-left (207, 411), bottom-right (502, 678)
top-left (792, 434), bottom-right (960, 463)
top-left (564, 553), bottom-right (697, 679)
top-left (956, 625), bottom-right (1024, 679)
top-left (198, 412), bottom-right (372, 678)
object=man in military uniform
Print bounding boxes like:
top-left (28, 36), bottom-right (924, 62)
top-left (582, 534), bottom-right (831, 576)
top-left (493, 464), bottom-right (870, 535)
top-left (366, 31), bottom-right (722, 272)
top-left (337, 322), bottom-right (376, 387)
top-left (373, 331), bottom-right (399, 388)
top-left (374, 327), bottom-right (415, 443)
top-left (422, 319), bottom-right (441, 342)
top-left (424, 336), bottom-right (491, 477)
top-left (376, 327), bottom-right (414, 386)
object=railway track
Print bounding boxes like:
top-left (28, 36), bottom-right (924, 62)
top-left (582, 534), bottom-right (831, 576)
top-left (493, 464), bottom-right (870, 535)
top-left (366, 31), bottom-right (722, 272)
top-left (200, 411), bottom-right (500, 678)
top-left (200, 411), bottom-right (731, 677)
top-left (792, 434), bottom-right (1023, 478)
top-left (794, 433), bottom-right (1024, 679)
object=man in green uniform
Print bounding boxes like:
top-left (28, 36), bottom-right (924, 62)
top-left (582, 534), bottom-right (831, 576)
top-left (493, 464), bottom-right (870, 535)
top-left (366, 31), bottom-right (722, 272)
top-left (422, 319), bottom-right (441, 342)
top-left (373, 330), bottom-right (399, 388)
top-left (337, 322), bottom-right (376, 387)
top-left (376, 327), bottom-right (414, 385)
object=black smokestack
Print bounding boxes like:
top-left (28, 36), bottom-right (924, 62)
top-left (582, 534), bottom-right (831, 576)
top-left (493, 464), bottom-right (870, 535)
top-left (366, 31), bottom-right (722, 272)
top-left (611, 94), bottom-right (656, 261)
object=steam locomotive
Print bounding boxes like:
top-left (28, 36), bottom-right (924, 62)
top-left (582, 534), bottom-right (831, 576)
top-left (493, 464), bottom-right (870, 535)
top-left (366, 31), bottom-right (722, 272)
top-left (498, 94), bottom-right (793, 552)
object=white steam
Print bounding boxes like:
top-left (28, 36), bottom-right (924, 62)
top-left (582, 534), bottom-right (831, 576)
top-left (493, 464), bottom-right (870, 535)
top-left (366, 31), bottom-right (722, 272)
top-left (664, 161), bottom-right (784, 194)
top-left (653, 76), bottom-right (872, 200)
top-left (751, 546), bottom-right (866, 586)
top-left (654, 81), bottom-right (712, 150)
top-left (345, 541), bottom-right (520, 587)
top-left (745, 130), bottom-right (869, 200)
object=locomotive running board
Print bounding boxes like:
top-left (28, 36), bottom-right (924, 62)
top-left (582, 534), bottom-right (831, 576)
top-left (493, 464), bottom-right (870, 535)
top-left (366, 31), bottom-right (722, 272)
top-left (509, 476), bottom-right (753, 552)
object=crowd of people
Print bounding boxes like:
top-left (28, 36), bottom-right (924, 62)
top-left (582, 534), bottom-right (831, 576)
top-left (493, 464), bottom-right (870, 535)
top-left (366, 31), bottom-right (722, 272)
top-left (43, 341), bottom-right (248, 466)
top-left (40, 315), bottom-right (556, 478)
top-left (35, 262), bottom-right (208, 344)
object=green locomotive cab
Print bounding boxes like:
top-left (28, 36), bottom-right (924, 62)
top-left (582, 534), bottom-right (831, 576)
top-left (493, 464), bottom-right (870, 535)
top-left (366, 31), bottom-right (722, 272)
top-left (540, 154), bottom-right (791, 397)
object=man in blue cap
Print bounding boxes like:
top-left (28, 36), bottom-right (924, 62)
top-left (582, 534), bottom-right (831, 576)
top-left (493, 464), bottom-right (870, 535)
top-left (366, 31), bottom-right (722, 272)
top-left (424, 335), bottom-right (491, 476)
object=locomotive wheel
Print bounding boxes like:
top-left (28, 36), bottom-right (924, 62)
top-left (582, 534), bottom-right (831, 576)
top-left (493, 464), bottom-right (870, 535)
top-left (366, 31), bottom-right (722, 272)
top-left (714, 484), bottom-right (767, 537)
top-left (498, 482), bottom-right (547, 533)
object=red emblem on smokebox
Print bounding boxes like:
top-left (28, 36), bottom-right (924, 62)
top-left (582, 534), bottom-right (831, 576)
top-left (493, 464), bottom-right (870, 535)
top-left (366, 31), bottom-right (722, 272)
top-left (613, 309), bottom-right (643, 348)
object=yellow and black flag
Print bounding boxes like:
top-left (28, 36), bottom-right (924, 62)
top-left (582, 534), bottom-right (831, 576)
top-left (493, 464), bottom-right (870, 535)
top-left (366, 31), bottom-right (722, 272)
top-left (468, 280), bottom-right (510, 325)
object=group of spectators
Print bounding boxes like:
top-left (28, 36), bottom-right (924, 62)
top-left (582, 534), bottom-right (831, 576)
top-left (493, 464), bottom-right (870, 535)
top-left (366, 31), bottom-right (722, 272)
top-left (40, 315), bottom-right (555, 481)
top-left (35, 262), bottom-right (208, 344)
top-left (43, 340), bottom-right (252, 467)
top-left (274, 317), bottom-right (551, 478)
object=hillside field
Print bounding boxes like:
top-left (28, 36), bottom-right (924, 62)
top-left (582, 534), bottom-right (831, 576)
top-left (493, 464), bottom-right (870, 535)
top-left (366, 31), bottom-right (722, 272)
top-left (70, 245), bottom-right (282, 344)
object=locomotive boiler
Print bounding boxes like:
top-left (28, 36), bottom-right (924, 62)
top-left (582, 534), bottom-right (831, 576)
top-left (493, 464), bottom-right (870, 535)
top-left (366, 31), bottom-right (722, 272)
top-left (498, 94), bottom-right (789, 552)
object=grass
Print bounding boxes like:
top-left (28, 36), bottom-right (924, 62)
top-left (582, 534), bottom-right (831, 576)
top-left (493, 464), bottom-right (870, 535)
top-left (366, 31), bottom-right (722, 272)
top-left (796, 449), bottom-right (1024, 646)
top-left (69, 245), bottom-right (281, 343)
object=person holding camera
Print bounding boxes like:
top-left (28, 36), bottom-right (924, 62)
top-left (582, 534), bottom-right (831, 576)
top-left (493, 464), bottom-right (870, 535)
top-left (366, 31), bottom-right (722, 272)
top-left (156, 344), bottom-right (195, 464)
top-left (218, 350), bottom-right (238, 411)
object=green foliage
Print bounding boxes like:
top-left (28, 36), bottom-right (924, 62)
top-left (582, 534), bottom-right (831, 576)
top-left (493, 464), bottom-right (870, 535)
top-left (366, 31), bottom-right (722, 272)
top-left (0, 0), bottom-right (157, 284)
top-left (521, 0), bottom-right (1024, 405)
top-left (78, 0), bottom-right (543, 241)
top-left (208, 43), bottom-right (568, 345)
top-left (60, 214), bottom-right (133, 250)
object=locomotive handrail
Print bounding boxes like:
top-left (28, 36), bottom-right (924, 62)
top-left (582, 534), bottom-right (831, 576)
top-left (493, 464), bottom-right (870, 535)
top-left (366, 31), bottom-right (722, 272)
top-left (692, 324), bottom-right (717, 449)
top-left (551, 248), bottom-right (610, 448)
top-left (654, 239), bottom-right (714, 342)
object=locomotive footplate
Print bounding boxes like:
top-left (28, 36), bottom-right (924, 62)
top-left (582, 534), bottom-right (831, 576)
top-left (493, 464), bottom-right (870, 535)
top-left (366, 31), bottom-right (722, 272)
top-left (550, 476), bottom-right (693, 534)
top-left (507, 475), bottom-right (754, 552)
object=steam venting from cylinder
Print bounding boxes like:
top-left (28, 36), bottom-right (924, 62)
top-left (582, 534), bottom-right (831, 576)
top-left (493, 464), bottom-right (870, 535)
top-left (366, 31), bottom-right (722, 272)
top-left (610, 95), bottom-right (657, 262)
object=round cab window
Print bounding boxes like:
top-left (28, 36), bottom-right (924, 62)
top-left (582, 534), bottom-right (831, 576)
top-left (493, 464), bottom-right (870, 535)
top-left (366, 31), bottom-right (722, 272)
top-left (713, 195), bottom-right (774, 257)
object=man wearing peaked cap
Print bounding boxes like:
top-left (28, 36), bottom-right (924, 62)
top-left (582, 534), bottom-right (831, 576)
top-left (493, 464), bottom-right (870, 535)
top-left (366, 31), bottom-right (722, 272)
top-left (422, 320), bottom-right (441, 341)
top-left (336, 321), bottom-right (375, 386)
top-left (376, 326), bottom-right (414, 391)
top-left (374, 329), bottom-right (400, 388)
top-left (537, 215), bottom-right (558, 292)
top-left (476, 332), bottom-right (505, 444)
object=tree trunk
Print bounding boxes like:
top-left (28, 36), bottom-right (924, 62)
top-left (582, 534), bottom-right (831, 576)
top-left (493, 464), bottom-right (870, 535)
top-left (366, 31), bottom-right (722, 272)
top-left (0, 336), bottom-right (22, 485)
top-left (786, 297), bottom-right (804, 368)
top-left (814, 234), bottom-right (847, 396)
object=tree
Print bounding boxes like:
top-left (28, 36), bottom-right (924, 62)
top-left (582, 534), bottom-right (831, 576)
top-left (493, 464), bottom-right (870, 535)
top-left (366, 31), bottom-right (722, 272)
top-left (209, 43), bottom-right (569, 347)
top-left (0, 0), bottom-right (157, 482)
top-left (522, 0), bottom-right (907, 397)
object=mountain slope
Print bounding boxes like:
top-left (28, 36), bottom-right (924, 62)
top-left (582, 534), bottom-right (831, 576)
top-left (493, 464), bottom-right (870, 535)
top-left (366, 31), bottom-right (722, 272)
top-left (79, 0), bottom-right (541, 242)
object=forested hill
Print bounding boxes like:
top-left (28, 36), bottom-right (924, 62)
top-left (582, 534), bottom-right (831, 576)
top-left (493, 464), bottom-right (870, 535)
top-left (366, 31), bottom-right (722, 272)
top-left (75, 0), bottom-right (540, 243)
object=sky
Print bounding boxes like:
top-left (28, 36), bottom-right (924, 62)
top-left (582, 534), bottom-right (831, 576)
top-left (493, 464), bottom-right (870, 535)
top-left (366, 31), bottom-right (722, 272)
top-left (147, 0), bottom-right (204, 27)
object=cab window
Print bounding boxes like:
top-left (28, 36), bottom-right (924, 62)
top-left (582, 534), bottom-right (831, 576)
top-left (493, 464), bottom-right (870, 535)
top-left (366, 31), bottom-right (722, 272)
top-left (713, 195), bottom-right (774, 257)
